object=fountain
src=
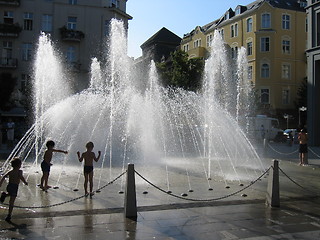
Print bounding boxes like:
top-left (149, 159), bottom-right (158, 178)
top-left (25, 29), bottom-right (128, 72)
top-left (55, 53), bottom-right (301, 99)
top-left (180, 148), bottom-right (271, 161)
top-left (1, 19), bottom-right (265, 191)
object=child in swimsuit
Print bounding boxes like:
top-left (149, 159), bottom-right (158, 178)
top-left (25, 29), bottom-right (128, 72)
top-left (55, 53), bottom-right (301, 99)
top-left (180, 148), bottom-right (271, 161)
top-left (77, 142), bottom-right (101, 196)
top-left (0, 158), bottom-right (28, 221)
top-left (40, 140), bottom-right (68, 190)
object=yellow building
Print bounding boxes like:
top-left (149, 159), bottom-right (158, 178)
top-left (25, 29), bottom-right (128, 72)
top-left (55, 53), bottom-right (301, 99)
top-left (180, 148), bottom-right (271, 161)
top-left (181, 0), bottom-right (307, 115)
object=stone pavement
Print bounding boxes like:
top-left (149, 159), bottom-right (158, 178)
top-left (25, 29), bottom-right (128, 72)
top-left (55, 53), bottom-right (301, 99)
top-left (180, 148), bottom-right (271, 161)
top-left (0, 143), bottom-right (319, 239)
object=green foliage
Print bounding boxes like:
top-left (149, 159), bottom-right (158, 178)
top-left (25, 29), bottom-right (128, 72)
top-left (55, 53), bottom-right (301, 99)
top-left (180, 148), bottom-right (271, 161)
top-left (156, 50), bottom-right (204, 91)
top-left (0, 73), bottom-right (17, 111)
top-left (295, 77), bottom-right (307, 108)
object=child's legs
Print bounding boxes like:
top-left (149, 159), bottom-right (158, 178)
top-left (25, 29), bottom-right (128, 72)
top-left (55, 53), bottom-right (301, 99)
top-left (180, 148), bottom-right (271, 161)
top-left (89, 172), bottom-right (93, 193)
top-left (8, 196), bottom-right (16, 216)
top-left (41, 172), bottom-right (49, 187)
top-left (84, 173), bottom-right (89, 193)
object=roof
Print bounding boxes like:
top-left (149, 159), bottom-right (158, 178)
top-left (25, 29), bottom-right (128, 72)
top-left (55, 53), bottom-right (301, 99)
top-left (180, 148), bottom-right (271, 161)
top-left (182, 0), bottom-right (306, 38)
top-left (140, 27), bottom-right (182, 49)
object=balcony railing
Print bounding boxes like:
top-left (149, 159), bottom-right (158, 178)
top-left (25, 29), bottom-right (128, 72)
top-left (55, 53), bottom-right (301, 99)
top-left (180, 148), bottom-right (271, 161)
top-left (60, 26), bottom-right (85, 42)
top-left (0, 23), bottom-right (22, 37)
top-left (0, 0), bottom-right (20, 6)
top-left (0, 58), bottom-right (18, 68)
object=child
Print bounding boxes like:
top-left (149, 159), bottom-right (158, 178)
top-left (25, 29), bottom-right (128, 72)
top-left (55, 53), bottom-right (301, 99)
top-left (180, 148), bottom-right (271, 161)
top-left (77, 142), bottom-right (101, 196)
top-left (0, 157), bottom-right (28, 222)
top-left (40, 140), bottom-right (68, 190)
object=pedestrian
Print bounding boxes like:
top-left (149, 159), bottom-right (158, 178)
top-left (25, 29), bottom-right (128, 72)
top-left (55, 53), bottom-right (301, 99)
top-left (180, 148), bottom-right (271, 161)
top-left (298, 128), bottom-right (308, 165)
top-left (260, 124), bottom-right (266, 140)
top-left (6, 118), bottom-right (15, 148)
top-left (77, 142), bottom-right (101, 197)
top-left (0, 157), bottom-right (28, 222)
top-left (40, 140), bottom-right (68, 190)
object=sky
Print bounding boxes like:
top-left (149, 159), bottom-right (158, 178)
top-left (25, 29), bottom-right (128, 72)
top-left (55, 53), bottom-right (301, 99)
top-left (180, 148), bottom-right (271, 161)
top-left (126, 0), bottom-right (255, 58)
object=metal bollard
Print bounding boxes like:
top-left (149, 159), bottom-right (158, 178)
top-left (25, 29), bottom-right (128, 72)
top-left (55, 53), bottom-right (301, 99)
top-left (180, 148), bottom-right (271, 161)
top-left (124, 163), bottom-right (137, 219)
top-left (266, 159), bottom-right (280, 207)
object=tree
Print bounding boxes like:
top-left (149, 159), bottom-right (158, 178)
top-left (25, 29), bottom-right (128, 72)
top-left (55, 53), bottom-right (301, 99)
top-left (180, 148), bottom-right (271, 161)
top-left (295, 77), bottom-right (307, 108)
top-left (156, 50), bottom-right (204, 91)
top-left (0, 73), bottom-right (17, 111)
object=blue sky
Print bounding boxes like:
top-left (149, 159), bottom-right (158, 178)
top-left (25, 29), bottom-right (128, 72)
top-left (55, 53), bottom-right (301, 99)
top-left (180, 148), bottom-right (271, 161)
top-left (127, 0), bottom-right (254, 58)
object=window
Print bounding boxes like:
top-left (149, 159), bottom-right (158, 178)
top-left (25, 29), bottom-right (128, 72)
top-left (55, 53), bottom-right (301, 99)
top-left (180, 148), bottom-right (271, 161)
top-left (66, 46), bottom-right (76, 62)
top-left (261, 13), bottom-right (271, 28)
top-left (248, 66), bottom-right (253, 80)
top-left (261, 63), bottom-right (270, 78)
top-left (247, 42), bottom-right (253, 56)
top-left (282, 89), bottom-right (290, 105)
top-left (282, 14), bottom-right (290, 30)
top-left (67, 17), bottom-right (77, 30)
top-left (219, 29), bottom-right (224, 39)
top-left (261, 88), bottom-right (270, 104)
top-left (235, 23), bottom-right (238, 37)
top-left (231, 46), bottom-right (238, 59)
top-left (282, 63), bottom-right (291, 79)
top-left (260, 37), bottom-right (270, 52)
top-left (2, 41), bottom-right (13, 65)
top-left (207, 34), bottom-right (213, 47)
top-left (193, 39), bottom-right (201, 48)
top-left (282, 39), bottom-right (290, 54)
top-left (21, 74), bottom-right (31, 93)
top-left (42, 15), bottom-right (53, 32)
top-left (247, 18), bottom-right (253, 32)
top-left (23, 13), bottom-right (33, 31)
top-left (110, 0), bottom-right (119, 8)
top-left (22, 43), bottom-right (32, 61)
top-left (235, 7), bottom-right (241, 15)
top-left (183, 44), bottom-right (189, 52)
top-left (4, 11), bottom-right (14, 24)
top-left (231, 24), bottom-right (238, 37)
top-left (69, 0), bottom-right (77, 4)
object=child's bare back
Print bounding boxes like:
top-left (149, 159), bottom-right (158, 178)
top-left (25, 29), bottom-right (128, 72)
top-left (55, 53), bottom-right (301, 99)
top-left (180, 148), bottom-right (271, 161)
top-left (7, 169), bottom-right (25, 185)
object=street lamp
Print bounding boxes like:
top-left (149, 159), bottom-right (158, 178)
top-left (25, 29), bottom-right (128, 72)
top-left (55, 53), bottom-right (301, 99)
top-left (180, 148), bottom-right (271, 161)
top-left (299, 106), bottom-right (307, 126)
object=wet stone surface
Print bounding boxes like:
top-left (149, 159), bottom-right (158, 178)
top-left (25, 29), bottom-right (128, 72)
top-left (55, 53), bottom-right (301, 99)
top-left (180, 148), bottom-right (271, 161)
top-left (0, 151), bottom-right (320, 239)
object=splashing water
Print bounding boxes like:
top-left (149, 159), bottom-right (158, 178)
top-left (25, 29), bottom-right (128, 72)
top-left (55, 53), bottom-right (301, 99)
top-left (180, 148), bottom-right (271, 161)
top-left (2, 20), bottom-right (265, 187)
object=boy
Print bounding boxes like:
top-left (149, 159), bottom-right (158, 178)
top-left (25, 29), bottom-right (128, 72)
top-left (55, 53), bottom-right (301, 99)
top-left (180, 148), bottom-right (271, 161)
top-left (0, 157), bottom-right (28, 222)
top-left (77, 142), bottom-right (101, 196)
top-left (40, 140), bottom-right (68, 190)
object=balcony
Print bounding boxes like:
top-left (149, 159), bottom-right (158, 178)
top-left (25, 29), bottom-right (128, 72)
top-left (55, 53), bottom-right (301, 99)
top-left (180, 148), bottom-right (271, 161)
top-left (59, 26), bottom-right (85, 42)
top-left (0, 58), bottom-right (18, 68)
top-left (0, 23), bottom-right (22, 37)
top-left (0, 0), bottom-right (20, 6)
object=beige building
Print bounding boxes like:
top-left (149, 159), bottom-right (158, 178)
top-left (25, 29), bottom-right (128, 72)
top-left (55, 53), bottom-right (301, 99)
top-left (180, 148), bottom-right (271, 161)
top-left (181, 0), bottom-right (307, 116)
top-left (0, 0), bottom-right (132, 107)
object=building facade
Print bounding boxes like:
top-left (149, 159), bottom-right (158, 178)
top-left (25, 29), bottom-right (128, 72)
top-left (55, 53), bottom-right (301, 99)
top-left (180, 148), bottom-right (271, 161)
top-left (306, 0), bottom-right (320, 146)
top-left (181, 0), bottom-right (307, 118)
top-left (0, 0), bottom-right (132, 108)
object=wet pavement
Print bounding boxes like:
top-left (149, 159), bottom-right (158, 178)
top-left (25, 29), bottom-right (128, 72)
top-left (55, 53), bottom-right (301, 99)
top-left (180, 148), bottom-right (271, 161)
top-left (0, 143), bottom-right (320, 239)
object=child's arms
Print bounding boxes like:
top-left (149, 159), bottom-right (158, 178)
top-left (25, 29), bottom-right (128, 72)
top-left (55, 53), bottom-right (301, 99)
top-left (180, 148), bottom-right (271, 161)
top-left (19, 170), bottom-right (28, 186)
top-left (53, 149), bottom-right (68, 154)
top-left (0, 173), bottom-right (9, 187)
top-left (94, 151), bottom-right (101, 162)
top-left (77, 151), bottom-right (83, 162)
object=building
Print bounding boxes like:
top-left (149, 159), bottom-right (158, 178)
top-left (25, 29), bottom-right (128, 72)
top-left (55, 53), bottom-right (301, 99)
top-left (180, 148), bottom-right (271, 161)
top-left (133, 27), bottom-right (181, 90)
top-left (0, 0), bottom-right (132, 110)
top-left (306, 0), bottom-right (320, 146)
top-left (140, 27), bottom-right (181, 63)
top-left (181, 0), bottom-right (307, 119)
